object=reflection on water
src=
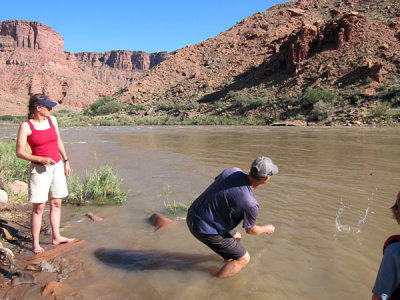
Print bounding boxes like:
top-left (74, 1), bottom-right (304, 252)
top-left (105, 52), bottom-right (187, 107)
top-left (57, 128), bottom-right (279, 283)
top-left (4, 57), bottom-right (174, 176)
top-left (2, 126), bottom-right (400, 299)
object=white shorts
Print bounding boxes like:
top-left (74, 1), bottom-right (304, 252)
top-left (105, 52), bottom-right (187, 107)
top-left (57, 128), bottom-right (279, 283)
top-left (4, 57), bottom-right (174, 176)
top-left (28, 160), bottom-right (68, 204)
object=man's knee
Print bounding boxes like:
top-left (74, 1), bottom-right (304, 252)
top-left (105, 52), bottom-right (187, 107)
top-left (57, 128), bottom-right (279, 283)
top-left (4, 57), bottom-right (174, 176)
top-left (237, 251), bottom-right (250, 267)
top-left (233, 231), bottom-right (242, 242)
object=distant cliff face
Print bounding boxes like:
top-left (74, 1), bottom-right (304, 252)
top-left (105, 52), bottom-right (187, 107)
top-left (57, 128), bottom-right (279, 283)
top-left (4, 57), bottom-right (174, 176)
top-left (74, 50), bottom-right (169, 70)
top-left (0, 20), bottom-right (169, 115)
top-left (0, 20), bottom-right (64, 53)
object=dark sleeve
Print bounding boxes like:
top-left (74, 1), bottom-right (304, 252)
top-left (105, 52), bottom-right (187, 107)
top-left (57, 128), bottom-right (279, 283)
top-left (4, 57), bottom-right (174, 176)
top-left (372, 245), bottom-right (400, 298)
top-left (243, 205), bottom-right (258, 229)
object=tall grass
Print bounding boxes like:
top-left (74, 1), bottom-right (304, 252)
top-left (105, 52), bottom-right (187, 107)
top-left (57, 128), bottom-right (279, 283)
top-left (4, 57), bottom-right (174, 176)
top-left (66, 165), bottom-right (128, 206)
top-left (160, 184), bottom-right (189, 216)
top-left (0, 141), bottom-right (30, 197)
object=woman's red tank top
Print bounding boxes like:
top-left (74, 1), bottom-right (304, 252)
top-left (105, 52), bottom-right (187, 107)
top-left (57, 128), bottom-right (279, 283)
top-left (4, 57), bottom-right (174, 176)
top-left (26, 117), bottom-right (61, 164)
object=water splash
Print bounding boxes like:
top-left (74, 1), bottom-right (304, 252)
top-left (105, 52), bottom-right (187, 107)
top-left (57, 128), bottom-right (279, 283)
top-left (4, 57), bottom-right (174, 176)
top-left (334, 195), bottom-right (374, 244)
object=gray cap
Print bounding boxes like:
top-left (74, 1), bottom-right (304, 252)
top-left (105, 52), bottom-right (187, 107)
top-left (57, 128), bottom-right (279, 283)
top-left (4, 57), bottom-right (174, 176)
top-left (250, 156), bottom-right (278, 178)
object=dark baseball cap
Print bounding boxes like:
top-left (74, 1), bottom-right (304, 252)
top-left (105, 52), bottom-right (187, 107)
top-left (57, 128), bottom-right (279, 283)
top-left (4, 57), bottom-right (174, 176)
top-left (250, 156), bottom-right (278, 178)
top-left (35, 97), bottom-right (57, 108)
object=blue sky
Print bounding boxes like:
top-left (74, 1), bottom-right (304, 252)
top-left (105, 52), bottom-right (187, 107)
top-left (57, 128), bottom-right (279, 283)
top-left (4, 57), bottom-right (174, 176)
top-left (1, 0), bottom-right (284, 54)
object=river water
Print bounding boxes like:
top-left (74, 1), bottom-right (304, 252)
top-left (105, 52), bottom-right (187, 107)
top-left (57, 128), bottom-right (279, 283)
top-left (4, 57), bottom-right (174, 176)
top-left (1, 125), bottom-right (400, 299)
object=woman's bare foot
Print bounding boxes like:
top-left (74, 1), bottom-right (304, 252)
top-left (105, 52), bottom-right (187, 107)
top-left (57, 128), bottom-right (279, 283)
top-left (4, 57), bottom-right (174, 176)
top-left (52, 236), bottom-right (75, 245)
top-left (33, 245), bottom-right (45, 254)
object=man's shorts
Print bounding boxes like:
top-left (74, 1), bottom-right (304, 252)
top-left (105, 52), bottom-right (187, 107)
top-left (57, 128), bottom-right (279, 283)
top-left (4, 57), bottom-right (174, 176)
top-left (187, 219), bottom-right (246, 260)
top-left (28, 160), bottom-right (68, 204)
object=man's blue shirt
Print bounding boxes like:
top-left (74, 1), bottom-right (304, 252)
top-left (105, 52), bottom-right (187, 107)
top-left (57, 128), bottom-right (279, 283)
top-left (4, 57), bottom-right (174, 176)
top-left (187, 168), bottom-right (259, 235)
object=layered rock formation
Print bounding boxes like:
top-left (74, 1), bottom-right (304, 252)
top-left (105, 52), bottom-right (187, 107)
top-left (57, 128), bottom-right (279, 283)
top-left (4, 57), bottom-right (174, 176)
top-left (0, 20), bottom-right (64, 53)
top-left (0, 20), bottom-right (168, 115)
top-left (114, 0), bottom-right (400, 124)
top-left (73, 50), bottom-right (168, 70)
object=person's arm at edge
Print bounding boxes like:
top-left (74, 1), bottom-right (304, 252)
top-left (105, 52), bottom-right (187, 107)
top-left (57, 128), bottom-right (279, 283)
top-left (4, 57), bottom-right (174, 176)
top-left (371, 294), bottom-right (382, 300)
top-left (51, 116), bottom-right (71, 176)
top-left (246, 224), bottom-right (275, 235)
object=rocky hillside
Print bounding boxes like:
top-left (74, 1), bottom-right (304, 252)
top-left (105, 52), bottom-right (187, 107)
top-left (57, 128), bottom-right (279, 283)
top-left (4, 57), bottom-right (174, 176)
top-left (115, 0), bottom-right (400, 125)
top-left (0, 20), bottom-right (168, 115)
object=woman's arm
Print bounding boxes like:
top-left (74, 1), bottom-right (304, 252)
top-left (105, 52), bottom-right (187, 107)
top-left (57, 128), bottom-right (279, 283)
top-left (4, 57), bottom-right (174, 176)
top-left (16, 122), bottom-right (51, 165)
top-left (51, 116), bottom-right (71, 176)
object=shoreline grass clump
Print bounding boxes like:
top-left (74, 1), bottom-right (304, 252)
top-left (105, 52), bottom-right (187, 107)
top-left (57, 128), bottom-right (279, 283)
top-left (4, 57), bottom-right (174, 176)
top-left (66, 165), bottom-right (128, 206)
top-left (160, 184), bottom-right (189, 216)
top-left (0, 141), bottom-right (30, 201)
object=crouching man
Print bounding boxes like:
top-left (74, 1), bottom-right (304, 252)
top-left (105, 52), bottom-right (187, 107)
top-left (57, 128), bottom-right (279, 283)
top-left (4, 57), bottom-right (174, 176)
top-left (186, 156), bottom-right (278, 278)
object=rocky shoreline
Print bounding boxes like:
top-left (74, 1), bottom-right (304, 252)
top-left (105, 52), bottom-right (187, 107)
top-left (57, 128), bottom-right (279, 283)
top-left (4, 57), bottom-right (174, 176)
top-left (0, 201), bottom-right (170, 299)
top-left (0, 203), bottom-right (93, 299)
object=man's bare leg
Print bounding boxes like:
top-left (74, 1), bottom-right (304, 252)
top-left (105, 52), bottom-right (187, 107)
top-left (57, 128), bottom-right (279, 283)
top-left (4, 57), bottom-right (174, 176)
top-left (215, 251), bottom-right (250, 279)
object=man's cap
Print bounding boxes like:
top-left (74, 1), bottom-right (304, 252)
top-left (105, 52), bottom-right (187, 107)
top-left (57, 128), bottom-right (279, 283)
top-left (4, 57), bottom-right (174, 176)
top-left (250, 156), bottom-right (278, 178)
top-left (35, 97), bottom-right (57, 108)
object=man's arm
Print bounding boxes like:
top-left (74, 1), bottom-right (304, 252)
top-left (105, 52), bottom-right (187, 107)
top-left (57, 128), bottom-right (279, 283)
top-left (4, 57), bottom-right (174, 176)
top-left (246, 224), bottom-right (275, 235)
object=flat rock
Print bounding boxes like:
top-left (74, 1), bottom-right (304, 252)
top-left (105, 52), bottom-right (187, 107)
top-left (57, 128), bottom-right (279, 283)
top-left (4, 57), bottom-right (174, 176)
top-left (17, 239), bottom-right (86, 266)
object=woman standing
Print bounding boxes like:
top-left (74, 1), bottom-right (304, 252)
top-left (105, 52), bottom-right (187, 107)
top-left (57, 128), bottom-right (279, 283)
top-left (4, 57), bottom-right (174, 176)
top-left (16, 94), bottom-right (74, 254)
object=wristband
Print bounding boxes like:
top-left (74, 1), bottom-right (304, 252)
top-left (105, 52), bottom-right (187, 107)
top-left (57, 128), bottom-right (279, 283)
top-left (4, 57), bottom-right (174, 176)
top-left (64, 159), bottom-right (69, 162)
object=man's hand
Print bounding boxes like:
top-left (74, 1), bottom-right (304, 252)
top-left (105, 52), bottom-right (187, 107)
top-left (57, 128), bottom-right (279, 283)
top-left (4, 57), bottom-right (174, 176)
top-left (264, 224), bottom-right (275, 234)
top-left (246, 224), bottom-right (275, 235)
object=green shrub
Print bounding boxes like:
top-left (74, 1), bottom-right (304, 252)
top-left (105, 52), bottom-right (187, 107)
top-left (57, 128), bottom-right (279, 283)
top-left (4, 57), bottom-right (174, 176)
top-left (87, 96), bottom-right (124, 116)
top-left (66, 165), bottom-right (128, 206)
top-left (56, 109), bottom-right (71, 115)
top-left (309, 100), bottom-right (334, 121)
top-left (125, 104), bottom-right (147, 114)
top-left (157, 103), bottom-right (173, 111)
top-left (227, 91), bottom-right (237, 98)
top-left (232, 94), bottom-right (251, 107)
top-left (302, 87), bottom-right (338, 109)
top-left (213, 101), bottom-right (224, 109)
top-left (186, 101), bottom-right (200, 110)
top-left (0, 115), bottom-right (25, 125)
top-left (370, 102), bottom-right (390, 117)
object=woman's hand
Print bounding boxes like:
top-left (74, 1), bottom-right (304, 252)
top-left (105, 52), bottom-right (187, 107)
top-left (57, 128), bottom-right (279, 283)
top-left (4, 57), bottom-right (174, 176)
top-left (40, 157), bottom-right (56, 166)
top-left (64, 161), bottom-right (71, 177)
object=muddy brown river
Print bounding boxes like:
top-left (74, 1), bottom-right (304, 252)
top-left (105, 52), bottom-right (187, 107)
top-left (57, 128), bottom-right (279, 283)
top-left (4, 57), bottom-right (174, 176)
top-left (2, 125), bottom-right (399, 299)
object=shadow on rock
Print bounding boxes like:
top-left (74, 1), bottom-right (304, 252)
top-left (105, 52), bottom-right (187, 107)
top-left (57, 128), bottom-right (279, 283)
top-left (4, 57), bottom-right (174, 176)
top-left (94, 248), bottom-right (220, 273)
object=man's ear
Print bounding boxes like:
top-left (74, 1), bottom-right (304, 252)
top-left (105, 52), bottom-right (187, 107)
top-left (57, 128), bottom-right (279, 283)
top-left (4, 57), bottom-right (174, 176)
top-left (264, 176), bottom-right (270, 183)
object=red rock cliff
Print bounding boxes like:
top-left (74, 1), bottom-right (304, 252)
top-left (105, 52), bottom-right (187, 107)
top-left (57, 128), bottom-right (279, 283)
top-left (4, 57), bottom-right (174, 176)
top-left (74, 50), bottom-right (169, 70)
top-left (0, 20), bottom-right (64, 54)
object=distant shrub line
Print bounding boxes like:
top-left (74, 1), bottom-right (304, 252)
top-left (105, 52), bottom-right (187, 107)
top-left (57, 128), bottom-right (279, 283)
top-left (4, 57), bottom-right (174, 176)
top-left (1, 85), bottom-right (400, 127)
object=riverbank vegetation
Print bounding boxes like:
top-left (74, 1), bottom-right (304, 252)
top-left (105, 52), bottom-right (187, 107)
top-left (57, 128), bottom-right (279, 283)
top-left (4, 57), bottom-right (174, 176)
top-left (0, 141), bottom-right (127, 205)
top-left (1, 86), bottom-right (399, 127)
top-left (66, 165), bottom-right (128, 206)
